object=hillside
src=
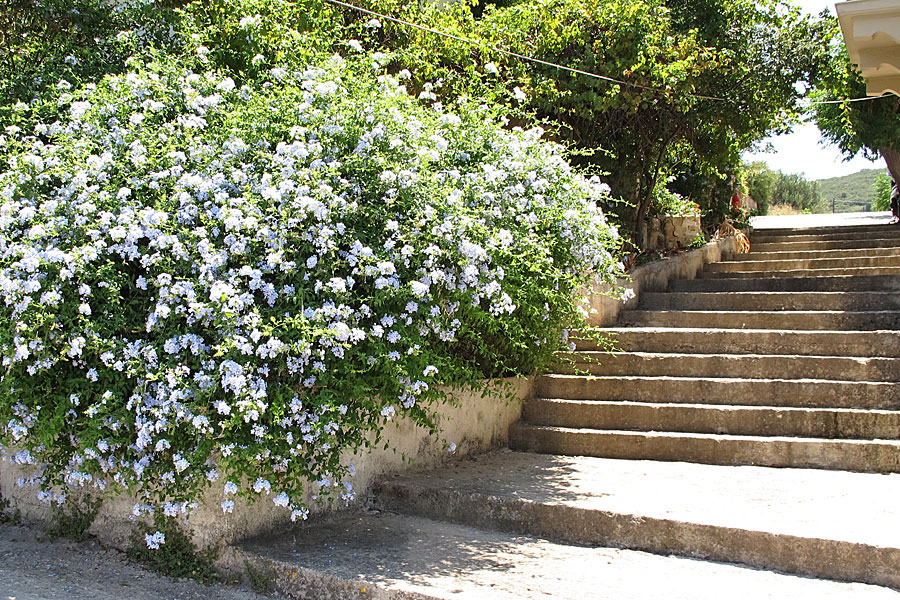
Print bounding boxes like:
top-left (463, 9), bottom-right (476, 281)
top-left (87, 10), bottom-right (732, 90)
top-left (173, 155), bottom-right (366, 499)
top-left (816, 168), bottom-right (888, 213)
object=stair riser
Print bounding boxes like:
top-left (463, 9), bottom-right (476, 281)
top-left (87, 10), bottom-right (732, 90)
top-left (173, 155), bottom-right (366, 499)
top-left (523, 399), bottom-right (900, 439)
top-left (669, 275), bottom-right (900, 293)
top-left (752, 231), bottom-right (900, 244)
top-left (559, 354), bottom-right (900, 382)
top-left (618, 310), bottom-right (900, 330)
top-left (699, 266), bottom-right (900, 278)
top-left (509, 427), bottom-right (900, 472)
top-left (727, 248), bottom-right (900, 261)
top-left (575, 330), bottom-right (900, 357)
top-left (535, 377), bottom-right (900, 409)
top-left (707, 257), bottom-right (900, 272)
top-left (752, 224), bottom-right (900, 236)
top-left (751, 239), bottom-right (900, 252)
top-left (640, 292), bottom-right (900, 312)
top-left (229, 555), bottom-right (414, 600)
top-left (373, 481), bottom-right (900, 589)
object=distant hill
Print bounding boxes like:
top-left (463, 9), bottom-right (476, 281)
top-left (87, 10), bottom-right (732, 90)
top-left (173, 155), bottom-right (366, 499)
top-left (816, 168), bottom-right (888, 213)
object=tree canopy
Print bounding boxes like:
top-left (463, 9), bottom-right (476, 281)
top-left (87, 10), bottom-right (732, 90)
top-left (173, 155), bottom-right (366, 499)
top-left (347, 0), bottom-right (831, 245)
top-left (812, 15), bottom-right (900, 185)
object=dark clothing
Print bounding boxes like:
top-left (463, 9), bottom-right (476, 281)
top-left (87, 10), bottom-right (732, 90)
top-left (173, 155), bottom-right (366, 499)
top-left (892, 182), bottom-right (900, 218)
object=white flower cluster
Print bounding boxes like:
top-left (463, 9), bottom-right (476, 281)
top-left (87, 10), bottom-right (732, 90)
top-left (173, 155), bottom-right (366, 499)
top-left (0, 57), bottom-right (620, 522)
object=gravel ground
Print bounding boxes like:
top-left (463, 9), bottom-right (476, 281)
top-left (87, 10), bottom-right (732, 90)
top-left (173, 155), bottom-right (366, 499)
top-left (0, 523), bottom-right (281, 600)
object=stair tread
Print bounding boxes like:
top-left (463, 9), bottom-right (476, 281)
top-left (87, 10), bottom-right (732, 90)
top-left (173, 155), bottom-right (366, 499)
top-left (515, 423), bottom-right (900, 444)
top-left (531, 398), bottom-right (900, 414)
top-left (558, 352), bottom-right (900, 382)
top-left (644, 290), bottom-right (899, 296)
top-left (700, 266), bottom-right (900, 277)
top-left (236, 509), bottom-right (896, 600)
top-left (541, 373), bottom-right (897, 384)
top-left (624, 309), bottom-right (900, 313)
top-left (374, 451), bottom-right (900, 549)
top-left (593, 326), bottom-right (895, 333)
top-left (567, 350), bottom-right (900, 359)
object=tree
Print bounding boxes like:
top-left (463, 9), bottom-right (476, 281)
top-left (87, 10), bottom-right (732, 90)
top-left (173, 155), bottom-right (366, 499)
top-left (364, 0), bottom-right (830, 247)
top-left (773, 173), bottom-right (825, 213)
top-left (744, 161), bottom-right (779, 215)
top-left (812, 15), bottom-right (900, 185)
top-left (873, 173), bottom-right (892, 212)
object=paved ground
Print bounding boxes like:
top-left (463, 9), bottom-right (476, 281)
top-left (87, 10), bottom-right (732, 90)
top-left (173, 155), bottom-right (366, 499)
top-left (243, 509), bottom-right (900, 600)
top-left (0, 523), bottom-right (281, 600)
top-left (376, 451), bottom-right (900, 547)
top-left (751, 210), bottom-right (894, 229)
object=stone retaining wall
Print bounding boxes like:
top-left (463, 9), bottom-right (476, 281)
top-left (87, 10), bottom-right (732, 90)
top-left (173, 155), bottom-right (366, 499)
top-left (0, 378), bottom-right (531, 549)
top-left (0, 237), bottom-right (740, 550)
top-left (586, 235), bottom-right (739, 327)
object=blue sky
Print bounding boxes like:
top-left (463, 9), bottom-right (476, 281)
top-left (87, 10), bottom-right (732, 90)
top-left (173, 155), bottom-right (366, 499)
top-left (741, 0), bottom-right (884, 180)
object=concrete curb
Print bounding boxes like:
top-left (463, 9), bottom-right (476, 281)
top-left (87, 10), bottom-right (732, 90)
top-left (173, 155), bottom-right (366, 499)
top-left (372, 478), bottom-right (900, 589)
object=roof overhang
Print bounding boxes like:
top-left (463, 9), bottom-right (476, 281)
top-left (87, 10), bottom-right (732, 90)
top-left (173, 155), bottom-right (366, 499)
top-left (837, 0), bottom-right (900, 96)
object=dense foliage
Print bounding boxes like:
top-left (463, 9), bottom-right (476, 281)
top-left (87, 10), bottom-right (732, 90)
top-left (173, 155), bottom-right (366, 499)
top-left (743, 162), bottom-right (825, 214)
top-left (812, 14), bottom-right (900, 184)
top-left (0, 14), bottom-right (622, 539)
top-left (341, 0), bottom-right (829, 245)
top-left (873, 173), bottom-right (892, 212)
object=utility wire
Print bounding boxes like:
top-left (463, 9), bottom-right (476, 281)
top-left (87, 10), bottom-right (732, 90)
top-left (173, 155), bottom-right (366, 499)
top-left (805, 95), bottom-right (885, 105)
top-left (324, 0), bottom-right (891, 107)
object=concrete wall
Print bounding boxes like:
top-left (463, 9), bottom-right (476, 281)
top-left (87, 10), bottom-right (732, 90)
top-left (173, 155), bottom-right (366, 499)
top-left (0, 377), bottom-right (531, 550)
top-left (586, 235), bottom-right (739, 327)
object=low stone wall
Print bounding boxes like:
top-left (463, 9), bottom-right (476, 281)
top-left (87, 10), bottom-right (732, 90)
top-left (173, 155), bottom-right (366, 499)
top-left (646, 215), bottom-right (703, 251)
top-left (586, 235), bottom-right (739, 327)
top-left (0, 377), bottom-right (531, 550)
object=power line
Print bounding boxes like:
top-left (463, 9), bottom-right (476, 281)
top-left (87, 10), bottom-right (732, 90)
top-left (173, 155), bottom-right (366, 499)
top-left (806, 95), bottom-right (886, 105)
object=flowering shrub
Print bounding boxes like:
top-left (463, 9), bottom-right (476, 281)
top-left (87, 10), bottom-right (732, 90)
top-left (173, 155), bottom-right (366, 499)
top-left (0, 55), bottom-right (621, 536)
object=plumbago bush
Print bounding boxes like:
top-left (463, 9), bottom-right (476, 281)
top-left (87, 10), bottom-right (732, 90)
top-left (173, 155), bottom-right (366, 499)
top-left (0, 55), bottom-right (622, 542)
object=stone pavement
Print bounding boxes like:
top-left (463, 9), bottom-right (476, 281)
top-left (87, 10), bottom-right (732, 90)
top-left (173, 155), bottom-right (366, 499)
top-left (0, 524), bottom-right (277, 600)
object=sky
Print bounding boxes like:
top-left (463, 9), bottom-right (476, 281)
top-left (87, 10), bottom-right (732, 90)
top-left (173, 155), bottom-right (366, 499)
top-left (740, 0), bottom-right (884, 180)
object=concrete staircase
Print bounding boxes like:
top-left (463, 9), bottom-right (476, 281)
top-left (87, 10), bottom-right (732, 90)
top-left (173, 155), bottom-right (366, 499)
top-left (236, 223), bottom-right (900, 599)
top-left (511, 222), bottom-right (900, 472)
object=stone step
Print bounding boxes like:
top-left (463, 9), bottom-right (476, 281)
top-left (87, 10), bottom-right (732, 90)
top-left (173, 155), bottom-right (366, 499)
top-left (577, 328), bottom-right (900, 357)
top-left (706, 255), bottom-right (900, 273)
top-left (522, 399), bottom-right (900, 439)
top-left (640, 291), bottom-right (900, 311)
top-left (669, 274), bottom-right (900, 293)
top-left (535, 374), bottom-right (900, 409)
top-left (369, 452), bottom-right (900, 588)
top-left (753, 223), bottom-right (900, 237)
top-left (558, 352), bottom-right (900, 382)
top-left (234, 509), bottom-right (897, 599)
top-left (751, 238), bottom-right (900, 253)
top-left (699, 265), bottom-right (900, 278)
top-left (752, 229), bottom-right (900, 244)
top-left (729, 247), bottom-right (900, 261)
top-left (618, 309), bottom-right (900, 330)
top-left (509, 424), bottom-right (900, 472)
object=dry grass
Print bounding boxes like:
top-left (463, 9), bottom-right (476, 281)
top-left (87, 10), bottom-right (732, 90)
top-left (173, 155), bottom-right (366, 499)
top-left (768, 204), bottom-right (804, 216)
top-left (716, 219), bottom-right (751, 253)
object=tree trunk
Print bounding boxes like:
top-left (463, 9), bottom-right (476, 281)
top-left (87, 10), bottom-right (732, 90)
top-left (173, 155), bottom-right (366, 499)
top-left (880, 146), bottom-right (900, 184)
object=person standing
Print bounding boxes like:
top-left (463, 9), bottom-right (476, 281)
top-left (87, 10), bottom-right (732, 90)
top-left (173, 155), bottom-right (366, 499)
top-left (891, 179), bottom-right (900, 224)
